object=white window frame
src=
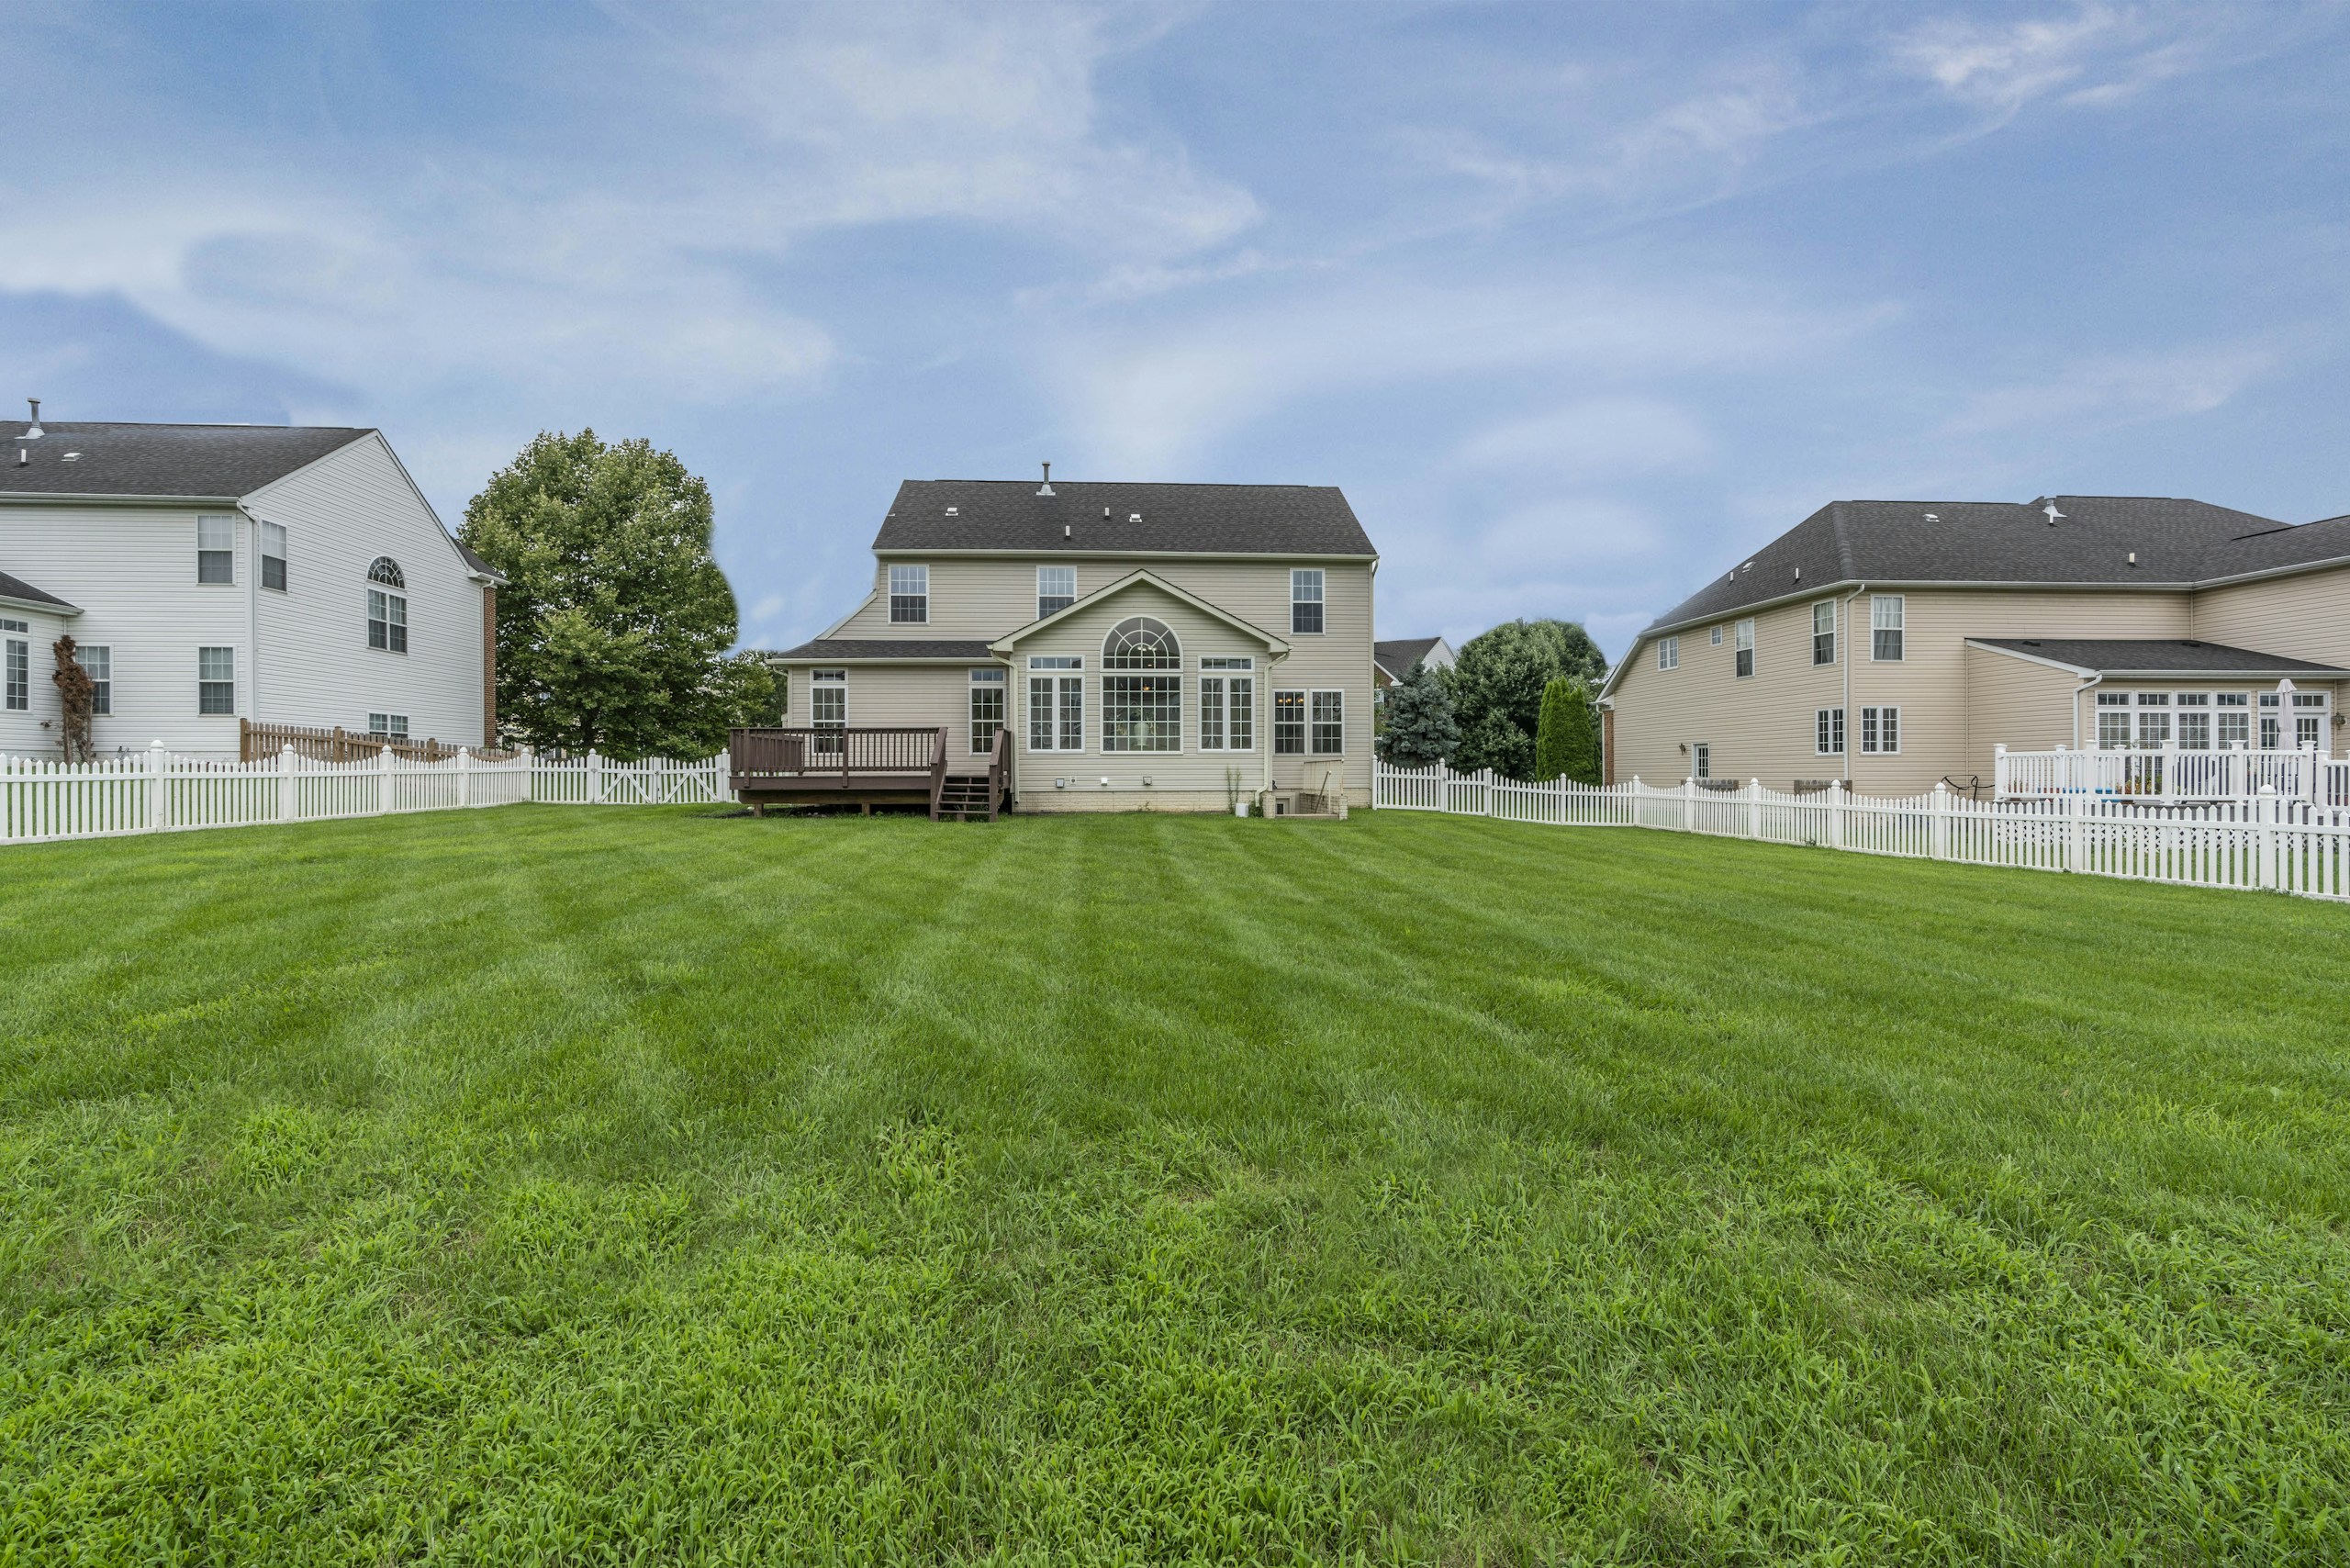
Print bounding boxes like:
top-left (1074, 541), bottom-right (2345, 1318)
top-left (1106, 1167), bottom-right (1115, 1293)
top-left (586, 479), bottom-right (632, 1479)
top-left (2293, 690), bottom-right (2329, 751)
top-left (1657, 636), bottom-right (1679, 671)
top-left (1199, 670), bottom-right (1256, 752)
top-left (1102, 673), bottom-right (1181, 753)
top-left (367, 588), bottom-right (408, 655)
top-left (2216, 691), bottom-right (2251, 749)
top-left (1859, 705), bottom-right (1899, 755)
top-left (1812, 601), bottom-right (1836, 666)
top-left (1036, 566), bottom-right (1076, 620)
top-left (1709, 625), bottom-right (1723, 646)
top-left (968, 667), bottom-right (1006, 755)
top-left (368, 712), bottom-right (410, 738)
top-left (1815, 707), bottom-right (1843, 756)
top-left (2096, 690), bottom-right (2132, 749)
top-left (197, 645), bottom-right (236, 715)
top-left (2134, 690), bottom-right (2171, 749)
top-left (1027, 673), bottom-right (1084, 752)
top-left (79, 644), bottom-right (111, 715)
top-left (1290, 568), bottom-right (1325, 635)
top-left (1273, 689), bottom-right (1306, 756)
top-left (1733, 618), bottom-right (1754, 678)
top-left (261, 521), bottom-right (288, 592)
top-left (2175, 691), bottom-right (2211, 750)
top-left (197, 514), bottom-right (236, 585)
top-left (1691, 742), bottom-right (1711, 779)
top-left (3, 633), bottom-right (25, 712)
top-left (1870, 595), bottom-right (1905, 662)
top-left (810, 668), bottom-right (846, 728)
top-left (889, 564), bottom-right (928, 624)
top-left (1309, 689), bottom-right (1344, 756)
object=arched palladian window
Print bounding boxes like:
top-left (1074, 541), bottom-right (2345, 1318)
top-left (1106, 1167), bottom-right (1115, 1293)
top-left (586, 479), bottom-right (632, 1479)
top-left (366, 557), bottom-right (408, 654)
top-left (1102, 616), bottom-right (1180, 669)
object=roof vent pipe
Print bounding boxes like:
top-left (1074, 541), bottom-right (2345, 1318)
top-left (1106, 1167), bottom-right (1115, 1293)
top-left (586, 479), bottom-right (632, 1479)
top-left (2044, 502), bottom-right (2065, 526)
top-left (1036, 462), bottom-right (1054, 498)
top-left (24, 398), bottom-right (41, 439)
top-left (14, 445), bottom-right (24, 467)
top-left (1064, 523), bottom-right (1071, 540)
top-left (2128, 551), bottom-right (2137, 566)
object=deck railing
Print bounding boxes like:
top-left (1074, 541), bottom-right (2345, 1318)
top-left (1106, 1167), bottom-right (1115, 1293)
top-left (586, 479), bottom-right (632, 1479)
top-left (1375, 760), bottom-right (2350, 903)
top-left (727, 726), bottom-right (946, 791)
top-left (1993, 745), bottom-right (2350, 805)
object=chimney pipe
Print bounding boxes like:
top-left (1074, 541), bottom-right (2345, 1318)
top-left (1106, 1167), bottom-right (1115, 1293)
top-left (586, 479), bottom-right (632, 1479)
top-left (24, 398), bottom-right (41, 439)
top-left (1036, 461), bottom-right (1054, 498)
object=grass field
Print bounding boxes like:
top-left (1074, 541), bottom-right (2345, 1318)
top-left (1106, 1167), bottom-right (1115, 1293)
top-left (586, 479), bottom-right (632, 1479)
top-left (3, 804), bottom-right (2347, 1564)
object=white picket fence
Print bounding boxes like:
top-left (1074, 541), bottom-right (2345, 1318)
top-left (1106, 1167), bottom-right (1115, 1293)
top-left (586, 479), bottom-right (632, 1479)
top-left (1, 744), bottom-right (729, 846)
top-left (1374, 761), bottom-right (2350, 902)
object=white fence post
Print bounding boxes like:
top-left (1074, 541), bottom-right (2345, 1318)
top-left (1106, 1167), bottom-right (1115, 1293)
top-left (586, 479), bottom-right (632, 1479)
top-left (1, 755), bottom-right (13, 845)
top-left (651, 753), bottom-right (667, 805)
top-left (1682, 775), bottom-right (1695, 833)
top-left (521, 745), bottom-right (536, 802)
top-left (277, 745), bottom-right (297, 822)
top-left (1828, 779), bottom-right (1846, 849)
top-left (588, 748), bottom-right (604, 805)
top-left (457, 747), bottom-right (473, 809)
top-left (1746, 778), bottom-right (1761, 838)
top-left (2066, 789), bottom-right (2087, 875)
top-left (1930, 780), bottom-right (1950, 860)
top-left (378, 748), bottom-right (395, 815)
top-left (2259, 786), bottom-right (2279, 890)
top-left (149, 741), bottom-right (169, 833)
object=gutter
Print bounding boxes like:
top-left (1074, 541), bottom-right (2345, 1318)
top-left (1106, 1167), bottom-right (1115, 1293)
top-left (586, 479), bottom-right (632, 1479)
top-left (0, 592), bottom-right (79, 617)
top-left (1840, 582), bottom-right (1868, 782)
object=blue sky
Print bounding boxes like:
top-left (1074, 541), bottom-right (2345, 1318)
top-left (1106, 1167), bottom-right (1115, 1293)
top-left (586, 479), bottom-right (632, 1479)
top-left (6, 2), bottom-right (2347, 661)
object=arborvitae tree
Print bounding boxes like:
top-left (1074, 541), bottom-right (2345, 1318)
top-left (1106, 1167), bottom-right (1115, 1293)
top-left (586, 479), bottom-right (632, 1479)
top-left (1559, 677), bottom-right (1602, 785)
top-left (460, 431), bottom-right (773, 758)
top-left (1533, 677), bottom-right (1574, 781)
top-left (1446, 619), bottom-right (1607, 778)
top-left (1373, 659), bottom-right (1460, 768)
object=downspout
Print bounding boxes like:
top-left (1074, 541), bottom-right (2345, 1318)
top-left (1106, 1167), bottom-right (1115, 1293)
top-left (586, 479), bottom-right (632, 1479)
top-left (1840, 583), bottom-right (1867, 782)
top-left (2071, 674), bottom-right (2102, 750)
top-left (1261, 649), bottom-right (1285, 807)
top-left (240, 504), bottom-right (262, 726)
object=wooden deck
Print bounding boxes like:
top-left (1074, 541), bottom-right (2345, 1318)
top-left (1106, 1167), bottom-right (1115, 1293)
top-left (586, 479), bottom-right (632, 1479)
top-left (727, 726), bottom-right (1009, 820)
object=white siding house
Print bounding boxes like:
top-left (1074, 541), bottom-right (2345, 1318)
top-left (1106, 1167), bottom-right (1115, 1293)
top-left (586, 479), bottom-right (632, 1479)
top-left (1, 406), bottom-right (499, 758)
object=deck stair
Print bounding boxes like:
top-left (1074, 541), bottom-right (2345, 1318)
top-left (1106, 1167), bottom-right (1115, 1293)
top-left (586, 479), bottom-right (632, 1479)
top-left (934, 773), bottom-right (1001, 822)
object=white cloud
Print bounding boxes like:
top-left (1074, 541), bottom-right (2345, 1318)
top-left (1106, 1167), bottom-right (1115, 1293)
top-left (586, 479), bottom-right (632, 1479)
top-left (1942, 342), bottom-right (2280, 438)
top-left (1453, 398), bottom-right (1711, 479)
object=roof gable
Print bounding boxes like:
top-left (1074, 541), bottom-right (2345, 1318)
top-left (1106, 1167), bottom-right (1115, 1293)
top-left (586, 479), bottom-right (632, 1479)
top-left (875, 479), bottom-right (1376, 557)
top-left (988, 568), bottom-right (1292, 654)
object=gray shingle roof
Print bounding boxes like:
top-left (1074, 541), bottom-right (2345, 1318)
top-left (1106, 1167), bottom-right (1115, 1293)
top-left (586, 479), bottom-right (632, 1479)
top-left (873, 480), bottom-right (1376, 556)
top-left (1969, 639), bottom-right (2350, 676)
top-left (1374, 636), bottom-right (1442, 678)
top-left (1, 420), bottom-right (371, 498)
top-left (0, 567), bottom-right (77, 610)
top-left (772, 639), bottom-right (998, 661)
top-left (1644, 495), bottom-right (2350, 634)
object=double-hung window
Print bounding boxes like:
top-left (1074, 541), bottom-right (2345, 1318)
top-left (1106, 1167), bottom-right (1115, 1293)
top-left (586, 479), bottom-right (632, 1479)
top-left (2216, 692), bottom-right (2251, 749)
top-left (197, 646), bottom-right (235, 714)
top-left (969, 668), bottom-right (1006, 754)
top-left (1310, 690), bottom-right (1345, 755)
top-left (197, 514), bottom-right (235, 584)
top-left (1657, 636), bottom-right (1679, 671)
top-left (1870, 595), bottom-right (1904, 661)
top-left (1026, 657), bottom-right (1083, 752)
top-left (368, 712), bottom-right (410, 738)
top-left (1036, 566), bottom-right (1075, 620)
top-left (889, 565), bottom-right (928, 623)
top-left (1199, 658), bottom-right (1255, 751)
top-left (3, 625), bottom-right (26, 711)
top-left (1859, 705), bottom-right (1899, 754)
top-left (1290, 568), bottom-right (1324, 635)
top-left (366, 557), bottom-right (408, 654)
top-left (1273, 689), bottom-right (1306, 755)
top-left (2134, 691), bottom-right (2170, 748)
top-left (1812, 601), bottom-right (1836, 666)
top-left (261, 521), bottom-right (288, 591)
top-left (1709, 625), bottom-right (1723, 646)
top-left (79, 644), bottom-right (111, 714)
top-left (1816, 707), bottom-right (1844, 755)
top-left (1733, 619), bottom-right (1754, 678)
top-left (2097, 691), bottom-right (2132, 749)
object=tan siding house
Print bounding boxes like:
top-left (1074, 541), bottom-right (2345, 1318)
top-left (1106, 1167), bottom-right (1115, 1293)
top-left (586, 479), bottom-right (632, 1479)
top-left (1601, 496), bottom-right (2350, 795)
top-left (767, 476), bottom-right (1379, 813)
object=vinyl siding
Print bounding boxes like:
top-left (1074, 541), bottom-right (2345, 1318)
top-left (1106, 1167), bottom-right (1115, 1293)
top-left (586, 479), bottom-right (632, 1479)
top-left (813, 557), bottom-right (1373, 806)
top-left (2192, 566), bottom-right (2350, 668)
top-left (1610, 588), bottom-right (2188, 794)
top-left (1962, 644), bottom-right (2082, 767)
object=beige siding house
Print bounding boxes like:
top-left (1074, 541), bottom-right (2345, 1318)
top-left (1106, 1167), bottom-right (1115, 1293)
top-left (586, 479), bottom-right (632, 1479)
top-left (767, 476), bottom-right (1379, 813)
top-left (1600, 496), bottom-right (2350, 795)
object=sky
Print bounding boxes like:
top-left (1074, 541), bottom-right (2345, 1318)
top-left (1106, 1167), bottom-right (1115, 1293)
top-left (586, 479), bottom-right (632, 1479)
top-left (6, 1), bottom-right (2348, 663)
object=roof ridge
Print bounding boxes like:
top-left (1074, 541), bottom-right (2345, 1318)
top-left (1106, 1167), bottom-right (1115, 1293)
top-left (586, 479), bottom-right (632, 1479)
top-left (906, 478), bottom-right (1337, 489)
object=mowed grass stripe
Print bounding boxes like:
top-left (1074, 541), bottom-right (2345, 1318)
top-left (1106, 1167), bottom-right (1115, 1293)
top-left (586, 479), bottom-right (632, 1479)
top-left (1, 805), bottom-right (2345, 1563)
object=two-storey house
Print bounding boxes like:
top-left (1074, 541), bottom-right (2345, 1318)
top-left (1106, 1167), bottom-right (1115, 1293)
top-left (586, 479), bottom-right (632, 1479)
top-left (1599, 494), bottom-right (2350, 796)
top-left (2, 406), bottom-right (500, 759)
top-left (764, 475), bottom-right (1379, 813)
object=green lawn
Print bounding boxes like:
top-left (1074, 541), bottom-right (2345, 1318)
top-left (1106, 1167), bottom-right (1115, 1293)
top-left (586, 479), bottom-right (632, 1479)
top-left (3, 806), bottom-right (2346, 1564)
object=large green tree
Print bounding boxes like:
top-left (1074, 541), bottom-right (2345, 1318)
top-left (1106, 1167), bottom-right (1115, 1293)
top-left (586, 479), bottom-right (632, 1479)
top-left (1534, 676), bottom-right (1602, 786)
top-left (1374, 659), bottom-right (1460, 768)
top-left (1445, 619), bottom-right (1607, 779)
top-left (461, 431), bottom-right (773, 758)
